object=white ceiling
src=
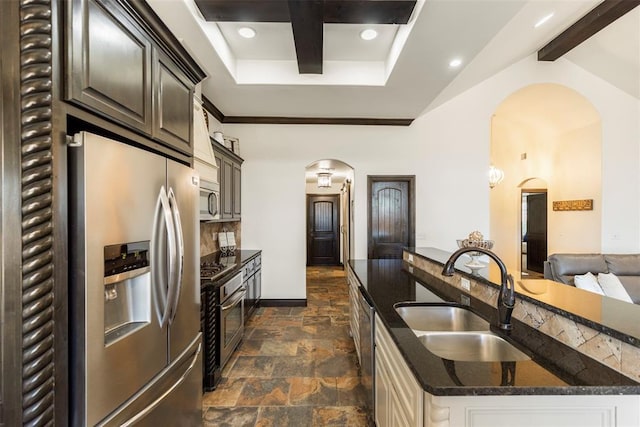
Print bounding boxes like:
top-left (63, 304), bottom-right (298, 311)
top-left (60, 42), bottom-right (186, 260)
top-left (147, 0), bottom-right (633, 120)
top-left (565, 7), bottom-right (640, 100)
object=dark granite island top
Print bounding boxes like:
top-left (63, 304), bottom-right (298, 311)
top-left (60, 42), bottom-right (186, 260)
top-left (348, 259), bottom-right (640, 396)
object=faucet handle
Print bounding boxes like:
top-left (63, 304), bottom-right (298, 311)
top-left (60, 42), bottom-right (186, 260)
top-left (502, 273), bottom-right (516, 307)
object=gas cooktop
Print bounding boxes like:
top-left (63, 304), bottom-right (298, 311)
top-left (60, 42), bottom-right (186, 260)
top-left (200, 256), bottom-right (237, 282)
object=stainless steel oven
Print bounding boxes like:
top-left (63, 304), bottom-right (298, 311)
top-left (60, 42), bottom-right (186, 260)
top-left (217, 272), bottom-right (245, 369)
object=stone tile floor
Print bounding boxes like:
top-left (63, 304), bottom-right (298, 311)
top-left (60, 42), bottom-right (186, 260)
top-left (202, 266), bottom-right (370, 426)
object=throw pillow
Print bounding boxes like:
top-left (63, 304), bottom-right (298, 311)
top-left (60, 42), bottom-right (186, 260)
top-left (597, 273), bottom-right (634, 303)
top-left (574, 272), bottom-right (605, 295)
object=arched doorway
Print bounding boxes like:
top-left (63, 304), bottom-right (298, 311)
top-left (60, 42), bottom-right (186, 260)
top-left (490, 83), bottom-right (601, 270)
top-left (305, 159), bottom-right (354, 266)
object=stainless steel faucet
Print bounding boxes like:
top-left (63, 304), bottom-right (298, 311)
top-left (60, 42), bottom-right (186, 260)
top-left (442, 247), bottom-right (516, 330)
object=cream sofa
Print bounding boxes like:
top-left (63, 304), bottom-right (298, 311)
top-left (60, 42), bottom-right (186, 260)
top-left (544, 253), bottom-right (640, 303)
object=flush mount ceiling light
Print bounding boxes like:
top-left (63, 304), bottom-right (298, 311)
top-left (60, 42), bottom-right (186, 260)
top-left (449, 58), bottom-right (462, 68)
top-left (488, 165), bottom-right (504, 189)
top-left (238, 26), bottom-right (256, 38)
top-left (534, 12), bottom-right (554, 28)
top-left (360, 29), bottom-right (378, 41)
top-left (317, 172), bottom-right (332, 188)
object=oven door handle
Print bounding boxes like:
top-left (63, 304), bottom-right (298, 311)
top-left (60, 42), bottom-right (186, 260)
top-left (221, 287), bottom-right (247, 311)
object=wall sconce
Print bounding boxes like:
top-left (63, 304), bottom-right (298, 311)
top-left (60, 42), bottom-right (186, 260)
top-left (488, 165), bottom-right (504, 189)
top-left (317, 172), bottom-right (332, 188)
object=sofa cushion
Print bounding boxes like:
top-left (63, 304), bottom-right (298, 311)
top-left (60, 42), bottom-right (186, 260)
top-left (617, 276), bottom-right (640, 304)
top-left (597, 273), bottom-right (634, 303)
top-left (574, 272), bottom-right (605, 295)
top-left (604, 254), bottom-right (640, 276)
top-left (548, 253), bottom-right (608, 285)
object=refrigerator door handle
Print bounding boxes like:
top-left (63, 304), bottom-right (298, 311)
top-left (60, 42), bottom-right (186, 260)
top-left (119, 343), bottom-right (202, 427)
top-left (151, 186), bottom-right (177, 327)
top-left (166, 187), bottom-right (184, 325)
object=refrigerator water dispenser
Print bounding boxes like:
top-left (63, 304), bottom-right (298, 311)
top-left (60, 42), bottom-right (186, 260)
top-left (103, 241), bottom-right (152, 346)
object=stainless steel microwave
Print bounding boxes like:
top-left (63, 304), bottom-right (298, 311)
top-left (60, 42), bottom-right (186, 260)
top-left (199, 179), bottom-right (220, 221)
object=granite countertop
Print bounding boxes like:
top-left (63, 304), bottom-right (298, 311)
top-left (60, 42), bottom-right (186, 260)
top-left (349, 258), bottom-right (640, 396)
top-left (200, 249), bottom-right (261, 289)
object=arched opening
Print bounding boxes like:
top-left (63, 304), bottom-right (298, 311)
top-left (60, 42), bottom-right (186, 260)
top-left (305, 159), bottom-right (355, 266)
top-left (490, 83), bottom-right (602, 271)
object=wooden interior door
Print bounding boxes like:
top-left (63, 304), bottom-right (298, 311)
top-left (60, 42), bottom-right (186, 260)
top-left (307, 194), bottom-right (340, 265)
top-left (525, 192), bottom-right (548, 274)
top-left (341, 181), bottom-right (351, 265)
top-left (368, 176), bottom-right (415, 259)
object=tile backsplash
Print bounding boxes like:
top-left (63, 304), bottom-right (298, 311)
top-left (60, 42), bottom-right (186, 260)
top-left (404, 251), bottom-right (640, 382)
top-left (200, 221), bottom-right (241, 256)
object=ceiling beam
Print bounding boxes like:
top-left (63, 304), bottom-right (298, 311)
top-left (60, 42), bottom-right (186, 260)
top-left (194, 1), bottom-right (291, 22)
top-left (323, 0), bottom-right (416, 24)
top-left (288, 0), bottom-right (323, 74)
top-left (194, 0), bottom-right (416, 24)
top-left (538, 0), bottom-right (640, 61)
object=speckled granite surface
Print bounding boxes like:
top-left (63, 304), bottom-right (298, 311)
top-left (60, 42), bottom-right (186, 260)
top-left (348, 258), bottom-right (640, 396)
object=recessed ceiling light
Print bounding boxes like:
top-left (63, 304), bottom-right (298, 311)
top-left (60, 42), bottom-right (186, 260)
top-left (449, 58), bottom-right (462, 68)
top-left (238, 27), bottom-right (256, 38)
top-left (360, 29), bottom-right (378, 41)
top-left (534, 12), bottom-right (554, 28)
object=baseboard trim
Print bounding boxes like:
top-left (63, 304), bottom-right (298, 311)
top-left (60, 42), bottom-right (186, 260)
top-left (259, 299), bottom-right (307, 307)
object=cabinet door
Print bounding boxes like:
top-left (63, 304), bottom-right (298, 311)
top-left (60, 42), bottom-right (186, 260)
top-left (375, 352), bottom-right (391, 427)
top-left (67, 0), bottom-right (152, 133)
top-left (254, 269), bottom-right (261, 303)
top-left (232, 162), bottom-right (241, 218)
top-left (390, 383), bottom-right (412, 427)
top-left (221, 157), bottom-right (234, 219)
top-left (376, 316), bottom-right (423, 427)
top-left (214, 152), bottom-right (222, 188)
top-left (243, 276), bottom-right (254, 320)
top-left (153, 50), bottom-right (193, 155)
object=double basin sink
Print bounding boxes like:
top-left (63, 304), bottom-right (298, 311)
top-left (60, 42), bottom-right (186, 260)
top-left (395, 304), bottom-right (530, 362)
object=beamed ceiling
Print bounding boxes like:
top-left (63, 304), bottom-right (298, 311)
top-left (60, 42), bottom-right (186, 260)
top-left (148, 0), bottom-right (640, 123)
top-left (194, 0), bottom-right (417, 74)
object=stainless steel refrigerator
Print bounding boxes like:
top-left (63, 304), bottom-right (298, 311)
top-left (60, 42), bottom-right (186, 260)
top-left (69, 132), bottom-right (202, 426)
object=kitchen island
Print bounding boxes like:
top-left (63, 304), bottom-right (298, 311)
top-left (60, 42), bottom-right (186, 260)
top-left (348, 258), bottom-right (640, 426)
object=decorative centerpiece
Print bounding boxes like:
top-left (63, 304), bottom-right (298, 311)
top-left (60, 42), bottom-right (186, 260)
top-left (456, 231), bottom-right (494, 274)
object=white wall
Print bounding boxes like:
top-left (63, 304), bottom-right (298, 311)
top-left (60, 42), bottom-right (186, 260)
top-left (222, 54), bottom-right (640, 300)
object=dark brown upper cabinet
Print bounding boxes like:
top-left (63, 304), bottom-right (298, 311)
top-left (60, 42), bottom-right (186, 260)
top-left (66, 0), bottom-right (153, 134)
top-left (232, 162), bottom-right (241, 219)
top-left (153, 50), bottom-right (193, 155)
top-left (65, 0), bottom-right (205, 157)
top-left (212, 141), bottom-right (243, 221)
